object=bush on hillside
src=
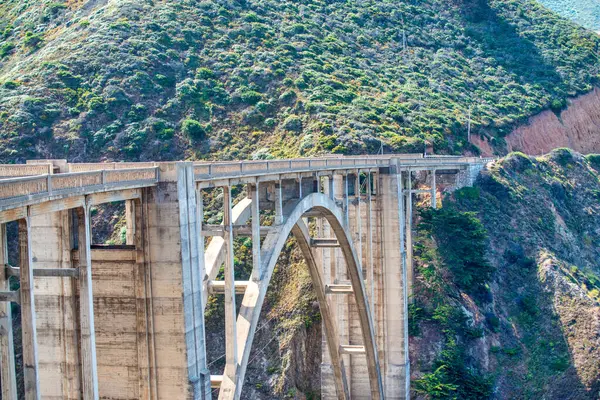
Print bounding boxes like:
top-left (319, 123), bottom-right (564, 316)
top-left (182, 119), bottom-right (208, 141)
top-left (419, 208), bottom-right (493, 291)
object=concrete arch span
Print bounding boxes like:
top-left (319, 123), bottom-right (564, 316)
top-left (217, 192), bottom-right (384, 400)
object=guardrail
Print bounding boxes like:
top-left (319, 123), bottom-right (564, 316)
top-left (0, 164), bottom-right (53, 178)
top-left (397, 156), bottom-right (497, 165)
top-left (68, 162), bottom-right (159, 173)
top-left (0, 155), bottom-right (496, 209)
top-left (0, 167), bottom-right (159, 209)
top-left (194, 157), bottom-right (391, 180)
top-left (193, 156), bottom-right (495, 180)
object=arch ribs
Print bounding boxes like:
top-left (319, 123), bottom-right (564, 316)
top-left (208, 192), bottom-right (384, 400)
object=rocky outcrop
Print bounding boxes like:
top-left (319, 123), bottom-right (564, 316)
top-left (503, 87), bottom-right (600, 155)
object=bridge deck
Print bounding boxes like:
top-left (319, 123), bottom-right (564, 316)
top-left (0, 155), bottom-right (494, 219)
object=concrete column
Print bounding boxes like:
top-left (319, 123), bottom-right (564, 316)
top-left (0, 224), bottom-right (17, 399)
top-left (133, 197), bottom-right (160, 399)
top-left (192, 186), bottom-right (211, 399)
top-left (354, 172), bottom-right (363, 267)
top-left (77, 206), bottom-right (100, 400)
top-left (222, 185), bottom-right (238, 397)
top-left (332, 174), bottom-right (351, 391)
top-left (343, 175), bottom-right (349, 228)
top-left (125, 199), bottom-right (136, 245)
top-left (366, 173), bottom-right (375, 312)
top-left (274, 182), bottom-right (283, 225)
top-left (251, 183), bottom-right (262, 281)
top-left (320, 177), bottom-right (337, 400)
top-left (406, 171), bottom-right (414, 302)
top-left (28, 210), bottom-right (81, 399)
top-left (431, 170), bottom-right (437, 209)
top-left (143, 162), bottom-right (201, 398)
top-left (372, 173), bottom-right (387, 381)
top-left (19, 217), bottom-right (41, 400)
top-left (380, 172), bottom-right (410, 399)
top-left (347, 172), bottom-right (369, 397)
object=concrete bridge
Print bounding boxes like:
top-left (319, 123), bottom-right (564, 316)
top-left (0, 154), bottom-right (493, 400)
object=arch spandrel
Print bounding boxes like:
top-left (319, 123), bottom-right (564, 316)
top-left (218, 193), bottom-right (384, 400)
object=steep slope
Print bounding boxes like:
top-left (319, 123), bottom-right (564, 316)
top-left (536, 0), bottom-right (600, 31)
top-left (411, 149), bottom-right (600, 399)
top-left (0, 0), bottom-right (599, 162)
top-left (473, 87), bottom-right (600, 156)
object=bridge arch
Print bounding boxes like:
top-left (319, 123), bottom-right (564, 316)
top-left (216, 192), bottom-right (384, 400)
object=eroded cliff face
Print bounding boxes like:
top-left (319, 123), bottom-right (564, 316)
top-left (478, 87), bottom-right (600, 156)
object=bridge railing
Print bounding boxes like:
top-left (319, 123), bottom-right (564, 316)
top-left (0, 163), bottom-right (53, 178)
top-left (0, 167), bottom-right (159, 209)
top-left (68, 162), bottom-right (159, 173)
top-left (194, 157), bottom-right (391, 180)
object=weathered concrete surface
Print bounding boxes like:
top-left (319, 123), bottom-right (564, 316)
top-left (31, 211), bottom-right (80, 399)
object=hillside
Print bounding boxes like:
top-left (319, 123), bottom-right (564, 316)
top-left (0, 0), bottom-right (599, 162)
top-left (536, 0), bottom-right (600, 31)
top-left (411, 149), bottom-right (600, 399)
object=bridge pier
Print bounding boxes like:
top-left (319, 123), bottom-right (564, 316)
top-left (0, 224), bottom-right (17, 399)
top-left (380, 171), bottom-right (411, 399)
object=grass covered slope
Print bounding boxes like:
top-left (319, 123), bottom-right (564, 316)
top-left (536, 0), bottom-right (600, 31)
top-left (411, 149), bottom-right (600, 399)
top-left (0, 0), bottom-right (599, 162)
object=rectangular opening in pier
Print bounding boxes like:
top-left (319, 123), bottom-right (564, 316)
top-left (89, 202), bottom-right (127, 246)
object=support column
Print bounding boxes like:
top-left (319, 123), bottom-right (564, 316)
top-left (366, 173), bottom-right (375, 312)
top-left (431, 170), bottom-right (437, 209)
top-left (193, 187), bottom-right (211, 398)
top-left (343, 174), bottom-right (349, 228)
top-left (221, 185), bottom-right (238, 398)
top-left (251, 183), bottom-right (262, 281)
top-left (355, 172), bottom-right (363, 267)
top-left (134, 197), bottom-right (159, 399)
top-left (333, 174), bottom-right (351, 392)
top-left (0, 224), bottom-right (17, 399)
top-left (30, 210), bottom-right (80, 399)
top-left (321, 176), bottom-right (337, 400)
top-left (380, 171), bottom-right (410, 399)
top-left (77, 206), bottom-right (99, 400)
top-left (126, 199), bottom-right (136, 245)
top-left (406, 170), bottom-right (414, 302)
top-left (274, 181), bottom-right (283, 226)
top-left (19, 217), bottom-right (41, 400)
top-left (177, 163), bottom-right (210, 398)
top-left (144, 162), bottom-right (206, 398)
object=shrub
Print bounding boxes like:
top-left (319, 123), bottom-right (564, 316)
top-left (585, 154), bottom-right (600, 171)
top-left (279, 90), bottom-right (297, 105)
top-left (414, 366), bottom-right (458, 399)
top-left (282, 115), bottom-right (302, 132)
top-left (181, 119), bottom-right (207, 141)
top-left (0, 42), bottom-right (15, 58)
top-left (239, 89), bottom-right (262, 105)
top-left (3, 81), bottom-right (19, 90)
top-left (87, 97), bottom-right (105, 111)
top-left (419, 208), bottom-right (493, 291)
top-left (23, 31), bottom-right (44, 49)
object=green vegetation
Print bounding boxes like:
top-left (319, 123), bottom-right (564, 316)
top-left (419, 207), bottom-right (493, 292)
top-left (412, 205), bottom-right (494, 399)
top-left (412, 150), bottom-right (600, 399)
top-left (1, 0), bottom-right (599, 162)
top-left (537, 0), bottom-right (600, 31)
